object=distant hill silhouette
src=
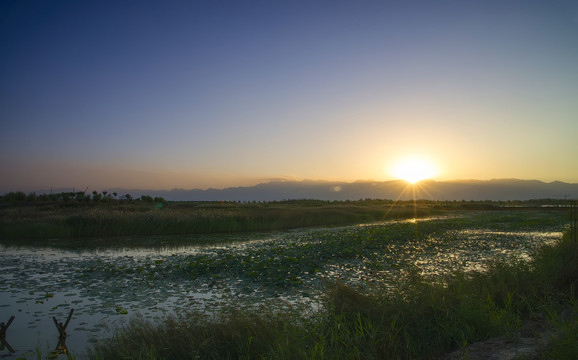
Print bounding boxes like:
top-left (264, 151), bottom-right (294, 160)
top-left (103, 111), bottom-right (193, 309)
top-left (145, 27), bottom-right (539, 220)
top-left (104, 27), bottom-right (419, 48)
top-left (108, 179), bottom-right (578, 202)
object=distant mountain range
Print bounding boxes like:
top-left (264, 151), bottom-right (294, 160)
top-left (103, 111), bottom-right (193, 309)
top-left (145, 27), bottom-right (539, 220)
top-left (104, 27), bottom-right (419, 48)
top-left (105, 179), bottom-right (578, 202)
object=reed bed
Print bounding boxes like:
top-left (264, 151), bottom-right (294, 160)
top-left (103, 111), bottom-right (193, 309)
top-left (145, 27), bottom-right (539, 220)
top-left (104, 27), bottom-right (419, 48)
top-left (0, 201), bottom-right (433, 239)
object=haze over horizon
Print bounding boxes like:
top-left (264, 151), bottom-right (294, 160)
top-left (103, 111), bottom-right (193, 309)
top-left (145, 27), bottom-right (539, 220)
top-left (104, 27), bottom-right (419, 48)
top-left (2, 0), bottom-right (578, 193)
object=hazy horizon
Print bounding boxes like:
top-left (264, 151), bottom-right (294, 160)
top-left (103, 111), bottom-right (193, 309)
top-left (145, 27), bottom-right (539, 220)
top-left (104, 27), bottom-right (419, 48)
top-left (4, 177), bottom-right (578, 196)
top-left (2, 1), bottom-right (578, 193)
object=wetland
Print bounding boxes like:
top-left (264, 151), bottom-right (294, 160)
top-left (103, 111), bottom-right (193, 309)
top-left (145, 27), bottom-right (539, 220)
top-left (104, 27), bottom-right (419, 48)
top-left (0, 200), bottom-right (571, 359)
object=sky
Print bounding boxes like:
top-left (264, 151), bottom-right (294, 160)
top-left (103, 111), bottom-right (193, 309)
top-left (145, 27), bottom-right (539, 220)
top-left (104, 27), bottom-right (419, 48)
top-left (2, 0), bottom-right (578, 193)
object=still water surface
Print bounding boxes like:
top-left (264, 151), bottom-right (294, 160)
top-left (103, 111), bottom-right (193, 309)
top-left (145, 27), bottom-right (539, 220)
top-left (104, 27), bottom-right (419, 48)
top-left (0, 211), bottom-right (568, 359)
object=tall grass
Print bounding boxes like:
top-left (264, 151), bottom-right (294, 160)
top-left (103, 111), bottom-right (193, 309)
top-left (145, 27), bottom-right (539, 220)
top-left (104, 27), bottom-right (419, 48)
top-left (91, 231), bottom-right (578, 359)
top-left (0, 202), bottom-right (433, 239)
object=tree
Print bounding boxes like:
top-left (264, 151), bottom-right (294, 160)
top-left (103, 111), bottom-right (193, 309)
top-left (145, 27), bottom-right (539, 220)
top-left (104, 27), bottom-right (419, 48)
top-left (27, 192), bottom-right (37, 202)
top-left (92, 191), bottom-right (102, 202)
top-left (2, 191), bottom-right (27, 206)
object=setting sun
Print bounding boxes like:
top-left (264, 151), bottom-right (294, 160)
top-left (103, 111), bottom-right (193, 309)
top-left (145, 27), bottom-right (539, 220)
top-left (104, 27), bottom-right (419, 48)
top-left (391, 157), bottom-right (437, 184)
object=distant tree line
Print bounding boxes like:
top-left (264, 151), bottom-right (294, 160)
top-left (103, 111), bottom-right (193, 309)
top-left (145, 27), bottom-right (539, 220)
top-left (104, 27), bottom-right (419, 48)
top-left (1, 191), bottom-right (570, 209)
top-left (167, 197), bottom-right (571, 209)
top-left (0, 190), bottom-right (167, 207)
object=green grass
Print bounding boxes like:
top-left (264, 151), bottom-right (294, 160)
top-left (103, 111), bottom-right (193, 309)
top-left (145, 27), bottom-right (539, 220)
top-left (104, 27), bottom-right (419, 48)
top-left (0, 200), bottom-right (434, 239)
top-left (90, 230), bottom-right (578, 359)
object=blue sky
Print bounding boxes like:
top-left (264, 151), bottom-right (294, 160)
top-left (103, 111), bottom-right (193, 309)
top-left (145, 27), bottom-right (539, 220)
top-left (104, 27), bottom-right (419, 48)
top-left (2, 0), bottom-right (578, 192)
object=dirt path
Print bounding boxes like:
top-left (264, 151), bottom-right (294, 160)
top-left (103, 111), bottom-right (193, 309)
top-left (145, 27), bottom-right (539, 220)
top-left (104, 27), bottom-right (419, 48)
top-left (439, 315), bottom-right (557, 360)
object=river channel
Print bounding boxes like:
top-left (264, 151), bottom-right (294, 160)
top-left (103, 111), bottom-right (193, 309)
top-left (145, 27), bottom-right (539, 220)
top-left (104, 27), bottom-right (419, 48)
top-left (0, 210), bottom-right (568, 359)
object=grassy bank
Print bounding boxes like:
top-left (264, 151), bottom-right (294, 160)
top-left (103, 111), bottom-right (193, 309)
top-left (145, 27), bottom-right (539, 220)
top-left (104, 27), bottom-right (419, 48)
top-left (0, 200), bottom-right (435, 239)
top-left (91, 230), bottom-right (578, 359)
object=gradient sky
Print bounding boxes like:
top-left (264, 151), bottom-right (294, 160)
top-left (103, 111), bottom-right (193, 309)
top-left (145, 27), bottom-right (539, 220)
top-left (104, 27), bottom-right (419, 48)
top-left (2, 0), bottom-right (578, 193)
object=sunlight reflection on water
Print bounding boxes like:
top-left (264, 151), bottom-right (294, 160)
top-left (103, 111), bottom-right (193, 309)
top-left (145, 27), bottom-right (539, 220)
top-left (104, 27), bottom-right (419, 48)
top-left (411, 229), bottom-right (563, 277)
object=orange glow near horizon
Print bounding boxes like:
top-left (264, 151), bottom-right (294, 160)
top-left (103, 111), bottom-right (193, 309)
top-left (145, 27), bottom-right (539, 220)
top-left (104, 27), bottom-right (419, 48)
top-left (391, 156), bottom-right (438, 184)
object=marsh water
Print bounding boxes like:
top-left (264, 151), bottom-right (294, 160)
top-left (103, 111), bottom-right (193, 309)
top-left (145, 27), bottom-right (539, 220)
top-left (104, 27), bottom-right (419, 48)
top-left (0, 210), bottom-right (568, 359)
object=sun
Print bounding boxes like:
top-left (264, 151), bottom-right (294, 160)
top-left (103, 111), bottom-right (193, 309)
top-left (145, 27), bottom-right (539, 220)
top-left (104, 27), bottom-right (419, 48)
top-left (391, 156), bottom-right (437, 184)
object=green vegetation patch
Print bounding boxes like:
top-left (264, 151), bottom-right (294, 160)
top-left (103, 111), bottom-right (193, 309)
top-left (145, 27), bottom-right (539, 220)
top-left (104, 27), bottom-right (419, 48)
top-left (0, 196), bottom-right (443, 239)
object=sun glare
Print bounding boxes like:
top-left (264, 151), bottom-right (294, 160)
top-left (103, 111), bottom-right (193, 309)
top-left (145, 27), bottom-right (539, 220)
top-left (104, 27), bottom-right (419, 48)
top-left (391, 157), bottom-right (437, 184)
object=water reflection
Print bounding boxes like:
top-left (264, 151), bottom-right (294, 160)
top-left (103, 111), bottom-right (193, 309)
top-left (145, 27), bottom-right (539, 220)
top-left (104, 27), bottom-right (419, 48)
top-left (0, 230), bottom-right (301, 259)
